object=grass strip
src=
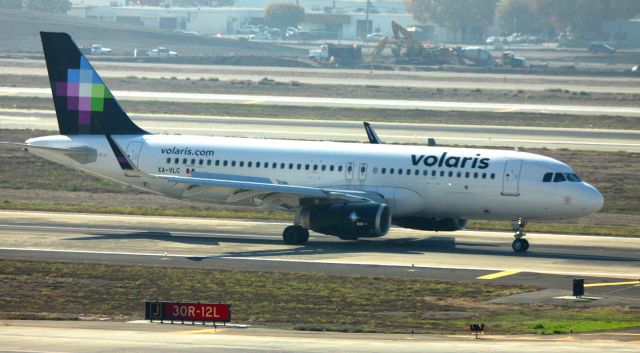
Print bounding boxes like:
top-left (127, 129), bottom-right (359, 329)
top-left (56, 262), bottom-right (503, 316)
top-left (1, 259), bottom-right (639, 334)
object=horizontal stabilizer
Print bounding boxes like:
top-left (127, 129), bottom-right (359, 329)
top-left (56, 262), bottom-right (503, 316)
top-left (0, 142), bottom-right (97, 164)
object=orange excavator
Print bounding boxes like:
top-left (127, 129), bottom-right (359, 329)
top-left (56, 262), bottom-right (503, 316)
top-left (369, 21), bottom-right (494, 66)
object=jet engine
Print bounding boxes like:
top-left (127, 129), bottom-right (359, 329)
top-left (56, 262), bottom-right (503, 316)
top-left (297, 203), bottom-right (391, 238)
top-left (393, 217), bottom-right (467, 231)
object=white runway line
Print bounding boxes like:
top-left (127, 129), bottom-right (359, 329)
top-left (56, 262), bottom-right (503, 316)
top-left (2, 246), bottom-right (638, 279)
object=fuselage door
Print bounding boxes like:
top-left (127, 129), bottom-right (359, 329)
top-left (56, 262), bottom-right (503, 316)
top-left (502, 159), bottom-right (523, 196)
top-left (126, 141), bottom-right (143, 167)
top-left (345, 162), bottom-right (354, 181)
top-left (358, 162), bottom-right (368, 182)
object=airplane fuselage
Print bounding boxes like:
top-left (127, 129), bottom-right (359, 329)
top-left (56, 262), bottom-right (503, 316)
top-left (26, 133), bottom-right (604, 222)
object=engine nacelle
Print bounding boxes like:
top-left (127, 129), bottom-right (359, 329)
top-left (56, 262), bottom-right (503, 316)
top-left (297, 203), bottom-right (391, 238)
top-left (393, 217), bottom-right (467, 231)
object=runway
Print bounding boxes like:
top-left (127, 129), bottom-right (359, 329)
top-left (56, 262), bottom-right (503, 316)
top-left (1, 320), bottom-right (639, 353)
top-left (2, 108), bottom-right (639, 152)
top-left (3, 86), bottom-right (640, 117)
top-left (1, 211), bottom-right (639, 299)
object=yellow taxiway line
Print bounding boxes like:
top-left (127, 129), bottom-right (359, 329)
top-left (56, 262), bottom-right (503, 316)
top-left (477, 270), bottom-right (520, 280)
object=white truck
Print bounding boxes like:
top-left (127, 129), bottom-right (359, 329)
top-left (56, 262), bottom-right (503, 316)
top-left (90, 44), bottom-right (112, 55)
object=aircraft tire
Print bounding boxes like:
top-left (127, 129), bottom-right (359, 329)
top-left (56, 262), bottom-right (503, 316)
top-left (512, 239), bottom-right (528, 252)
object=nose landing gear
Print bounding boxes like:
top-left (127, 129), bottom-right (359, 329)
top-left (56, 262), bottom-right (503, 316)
top-left (511, 218), bottom-right (529, 253)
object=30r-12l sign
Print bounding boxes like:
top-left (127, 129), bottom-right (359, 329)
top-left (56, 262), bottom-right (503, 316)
top-left (145, 301), bottom-right (231, 323)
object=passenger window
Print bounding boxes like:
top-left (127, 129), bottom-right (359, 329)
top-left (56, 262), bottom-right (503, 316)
top-left (313, 165), bottom-right (318, 171)
top-left (256, 162), bottom-right (261, 168)
top-left (456, 171), bottom-right (461, 178)
top-left (543, 172), bottom-right (553, 182)
top-left (166, 157), bottom-right (171, 164)
top-left (280, 163), bottom-right (285, 169)
top-left (347, 165), bottom-right (352, 172)
top-left (482, 173), bottom-right (486, 179)
top-left (264, 162), bottom-right (269, 168)
top-left (490, 173), bottom-right (495, 179)
top-left (390, 168), bottom-right (395, 175)
top-left (432, 170), bottom-right (436, 176)
top-left (465, 172), bottom-right (470, 178)
top-left (381, 168), bottom-right (386, 174)
top-left (330, 165), bottom-right (334, 171)
top-left (373, 167), bottom-right (378, 174)
top-left (289, 163), bottom-right (294, 169)
top-left (174, 158), bottom-right (179, 164)
top-left (215, 160), bottom-right (220, 166)
top-left (398, 169), bottom-right (403, 175)
top-left (231, 161), bottom-right (236, 167)
top-left (322, 165), bottom-right (326, 171)
top-left (440, 171), bottom-right (445, 177)
top-left (297, 163), bottom-right (301, 170)
top-left (361, 166), bottom-right (365, 173)
top-left (272, 162), bottom-right (277, 168)
top-left (191, 159), bottom-right (195, 165)
top-left (223, 160), bottom-right (228, 166)
top-left (305, 164), bottom-right (310, 170)
top-left (553, 173), bottom-right (566, 182)
top-left (423, 170), bottom-right (428, 176)
top-left (448, 171), bottom-right (453, 177)
top-left (248, 161), bottom-right (252, 167)
top-left (199, 159), bottom-right (203, 165)
top-left (473, 172), bottom-right (478, 178)
top-left (183, 158), bottom-right (187, 164)
top-left (207, 160), bottom-right (212, 166)
top-left (338, 166), bottom-right (343, 172)
top-left (239, 161), bottom-right (244, 167)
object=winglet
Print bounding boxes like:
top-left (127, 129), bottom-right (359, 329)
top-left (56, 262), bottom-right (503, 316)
top-left (363, 122), bottom-right (383, 144)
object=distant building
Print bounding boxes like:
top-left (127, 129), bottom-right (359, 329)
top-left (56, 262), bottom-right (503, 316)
top-left (602, 19), bottom-right (640, 48)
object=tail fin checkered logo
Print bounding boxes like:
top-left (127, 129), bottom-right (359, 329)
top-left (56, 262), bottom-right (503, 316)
top-left (54, 56), bottom-right (112, 128)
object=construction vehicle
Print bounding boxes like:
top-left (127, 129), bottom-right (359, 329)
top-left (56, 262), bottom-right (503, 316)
top-left (502, 51), bottom-right (525, 68)
top-left (370, 21), bottom-right (495, 67)
top-left (309, 43), bottom-right (362, 67)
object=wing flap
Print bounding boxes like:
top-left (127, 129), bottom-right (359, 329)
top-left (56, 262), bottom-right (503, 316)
top-left (152, 174), bottom-right (375, 205)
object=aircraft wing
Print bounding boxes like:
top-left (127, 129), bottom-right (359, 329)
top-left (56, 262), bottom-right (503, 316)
top-left (152, 171), bottom-right (381, 209)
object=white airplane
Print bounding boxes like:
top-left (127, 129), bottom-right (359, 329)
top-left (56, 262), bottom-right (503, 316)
top-left (4, 32), bottom-right (604, 252)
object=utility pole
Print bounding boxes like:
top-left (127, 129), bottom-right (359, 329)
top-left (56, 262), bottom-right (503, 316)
top-left (364, 0), bottom-right (372, 37)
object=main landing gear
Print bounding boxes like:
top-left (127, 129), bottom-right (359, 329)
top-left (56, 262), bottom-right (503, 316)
top-left (511, 218), bottom-right (529, 253)
top-left (283, 225), bottom-right (309, 245)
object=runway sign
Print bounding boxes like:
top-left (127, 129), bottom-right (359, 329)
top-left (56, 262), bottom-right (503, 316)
top-left (145, 301), bottom-right (231, 323)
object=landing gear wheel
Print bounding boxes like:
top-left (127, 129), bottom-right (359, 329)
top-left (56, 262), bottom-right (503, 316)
top-left (511, 218), bottom-right (529, 253)
top-left (512, 238), bottom-right (529, 252)
top-left (283, 225), bottom-right (309, 245)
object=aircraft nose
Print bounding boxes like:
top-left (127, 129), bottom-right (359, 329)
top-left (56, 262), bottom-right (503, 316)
top-left (581, 183), bottom-right (604, 215)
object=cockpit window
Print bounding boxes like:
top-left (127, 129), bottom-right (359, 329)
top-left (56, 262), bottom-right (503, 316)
top-left (565, 173), bottom-right (581, 182)
top-left (553, 173), bottom-right (566, 182)
top-left (542, 172), bottom-right (553, 182)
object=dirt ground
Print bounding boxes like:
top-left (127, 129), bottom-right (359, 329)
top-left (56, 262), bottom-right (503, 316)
top-left (0, 10), bottom-right (305, 57)
top-left (1, 129), bottom-right (638, 230)
top-left (2, 73), bottom-right (639, 108)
